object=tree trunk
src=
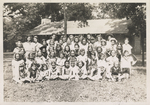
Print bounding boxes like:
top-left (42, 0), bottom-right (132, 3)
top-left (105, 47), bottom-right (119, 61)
top-left (63, 3), bottom-right (67, 36)
top-left (141, 33), bottom-right (145, 66)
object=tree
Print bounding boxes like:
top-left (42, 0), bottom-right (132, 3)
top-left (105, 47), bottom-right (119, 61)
top-left (3, 3), bottom-right (93, 51)
top-left (65, 3), bottom-right (93, 27)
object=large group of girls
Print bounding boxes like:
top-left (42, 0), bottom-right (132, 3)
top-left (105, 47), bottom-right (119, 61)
top-left (12, 33), bottom-right (137, 84)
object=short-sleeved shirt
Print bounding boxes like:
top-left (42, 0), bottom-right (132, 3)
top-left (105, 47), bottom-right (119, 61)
top-left (56, 58), bottom-right (66, 66)
top-left (122, 44), bottom-right (132, 54)
top-left (69, 56), bottom-right (77, 65)
top-left (35, 56), bottom-right (46, 64)
top-left (97, 60), bottom-right (107, 68)
top-left (62, 66), bottom-right (70, 75)
top-left (51, 67), bottom-right (59, 75)
top-left (106, 56), bottom-right (119, 66)
top-left (23, 42), bottom-right (36, 52)
top-left (121, 56), bottom-right (133, 68)
top-left (77, 55), bottom-right (87, 64)
top-left (13, 47), bottom-right (25, 55)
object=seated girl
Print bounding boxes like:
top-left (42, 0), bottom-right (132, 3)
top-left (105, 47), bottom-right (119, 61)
top-left (76, 61), bottom-right (87, 80)
top-left (56, 51), bottom-right (66, 75)
top-left (69, 61), bottom-right (79, 80)
top-left (35, 50), bottom-right (46, 65)
top-left (46, 51), bottom-right (57, 69)
top-left (96, 53), bottom-right (107, 80)
top-left (48, 61), bottom-right (59, 80)
top-left (59, 60), bottom-right (71, 80)
top-left (110, 61), bottom-right (121, 82)
top-left (28, 63), bottom-right (40, 83)
top-left (77, 49), bottom-right (87, 72)
top-left (36, 64), bottom-right (48, 82)
top-left (26, 52), bottom-right (36, 78)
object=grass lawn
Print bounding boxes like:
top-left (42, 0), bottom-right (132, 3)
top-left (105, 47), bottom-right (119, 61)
top-left (3, 61), bottom-right (146, 102)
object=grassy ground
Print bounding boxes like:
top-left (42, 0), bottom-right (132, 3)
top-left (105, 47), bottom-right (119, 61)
top-left (3, 60), bottom-right (146, 102)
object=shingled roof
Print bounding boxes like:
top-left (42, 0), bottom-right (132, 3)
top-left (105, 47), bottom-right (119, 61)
top-left (28, 18), bottom-right (132, 35)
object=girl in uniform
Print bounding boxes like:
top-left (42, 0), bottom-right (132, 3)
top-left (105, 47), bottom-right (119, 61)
top-left (48, 61), bottom-right (59, 80)
top-left (46, 51), bottom-right (57, 69)
top-left (59, 60), bottom-right (71, 80)
top-left (36, 64), bottom-right (48, 82)
top-left (77, 49), bottom-right (87, 71)
top-left (56, 51), bottom-right (66, 75)
top-left (76, 61), bottom-right (87, 80)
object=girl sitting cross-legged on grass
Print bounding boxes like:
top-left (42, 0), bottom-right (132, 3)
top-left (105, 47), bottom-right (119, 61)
top-left (77, 49), bottom-right (87, 73)
top-left (36, 64), bottom-right (49, 82)
top-left (110, 61), bottom-right (121, 82)
top-left (48, 61), bottom-right (60, 80)
top-left (56, 51), bottom-right (66, 75)
top-left (68, 50), bottom-right (78, 80)
top-left (95, 53), bottom-right (107, 80)
top-left (76, 61), bottom-right (88, 80)
top-left (59, 60), bottom-right (71, 80)
top-left (28, 63), bottom-right (40, 83)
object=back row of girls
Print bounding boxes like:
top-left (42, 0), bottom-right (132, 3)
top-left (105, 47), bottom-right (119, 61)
top-left (12, 34), bottom-right (137, 84)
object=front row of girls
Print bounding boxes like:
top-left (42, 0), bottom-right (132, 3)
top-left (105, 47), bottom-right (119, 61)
top-left (12, 45), bottom-right (136, 84)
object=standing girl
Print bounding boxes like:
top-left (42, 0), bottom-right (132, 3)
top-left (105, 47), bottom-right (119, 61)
top-left (12, 53), bottom-right (25, 84)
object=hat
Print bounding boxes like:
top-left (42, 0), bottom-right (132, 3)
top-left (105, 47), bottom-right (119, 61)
top-left (110, 38), bottom-right (117, 42)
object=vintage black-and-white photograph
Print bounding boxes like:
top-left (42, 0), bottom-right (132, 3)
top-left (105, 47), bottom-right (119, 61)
top-left (3, 2), bottom-right (146, 102)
